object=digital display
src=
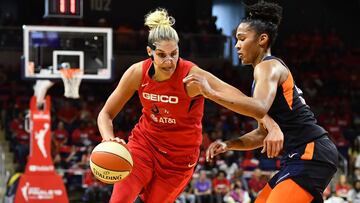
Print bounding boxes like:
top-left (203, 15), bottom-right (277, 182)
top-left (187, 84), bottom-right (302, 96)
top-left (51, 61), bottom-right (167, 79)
top-left (44, 0), bottom-right (83, 18)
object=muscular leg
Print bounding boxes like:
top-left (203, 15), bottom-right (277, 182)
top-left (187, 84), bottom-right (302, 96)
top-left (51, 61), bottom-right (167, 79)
top-left (257, 179), bottom-right (314, 203)
top-left (110, 174), bottom-right (145, 203)
top-left (255, 184), bottom-right (272, 203)
top-left (110, 141), bottom-right (154, 203)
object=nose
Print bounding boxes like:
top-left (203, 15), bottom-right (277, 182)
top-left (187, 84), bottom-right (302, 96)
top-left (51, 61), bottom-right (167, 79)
top-left (235, 41), bottom-right (241, 50)
top-left (161, 56), bottom-right (176, 63)
top-left (161, 59), bottom-right (173, 66)
top-left (163, 59), bottom-right (172, 64)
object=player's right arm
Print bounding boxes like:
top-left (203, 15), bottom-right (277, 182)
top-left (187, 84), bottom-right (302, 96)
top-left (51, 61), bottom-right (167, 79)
top-left (97, 62), bottom-right (142, 142)
top-left (206, 120), bottom-right (267, 161)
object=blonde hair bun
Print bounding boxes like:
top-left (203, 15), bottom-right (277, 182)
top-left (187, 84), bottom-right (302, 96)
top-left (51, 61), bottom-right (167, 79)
top-left (144, 8), bottom-right (175, 30)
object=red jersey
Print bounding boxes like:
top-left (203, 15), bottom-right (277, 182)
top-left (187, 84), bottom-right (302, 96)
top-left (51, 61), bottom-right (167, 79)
top-left (132, 58), bottom-right (204, 155)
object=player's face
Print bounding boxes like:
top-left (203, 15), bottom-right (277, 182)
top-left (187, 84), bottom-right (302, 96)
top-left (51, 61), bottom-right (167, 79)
top-left (151, 40), bottom-right (179, 79)
top-left (235, 23), bottom-right (261, 65)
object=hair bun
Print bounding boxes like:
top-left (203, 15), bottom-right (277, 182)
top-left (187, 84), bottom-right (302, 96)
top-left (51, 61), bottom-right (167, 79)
top-left (144, 8), bottom-right (175, 30)
top-left (246, 2), bottom-right (283, 26)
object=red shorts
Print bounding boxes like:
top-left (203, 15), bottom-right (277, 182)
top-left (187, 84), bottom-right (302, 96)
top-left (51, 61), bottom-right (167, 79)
top-left (110, 132), bottom-right (199, 203)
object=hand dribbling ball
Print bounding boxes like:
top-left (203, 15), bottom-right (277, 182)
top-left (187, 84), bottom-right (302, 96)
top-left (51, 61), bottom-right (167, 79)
top-left (89, 141), bottom-right (133, 184)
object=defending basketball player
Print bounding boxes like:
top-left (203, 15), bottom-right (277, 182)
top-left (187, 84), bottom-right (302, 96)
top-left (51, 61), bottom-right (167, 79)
top-left (183, 2), bottom-right (339, 203)
top-left (97, 8), bottom-right (284, 203)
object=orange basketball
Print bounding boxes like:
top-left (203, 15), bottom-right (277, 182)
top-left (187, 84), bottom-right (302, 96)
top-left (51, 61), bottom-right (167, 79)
top-left (89, 141), bottom-right (133, 184)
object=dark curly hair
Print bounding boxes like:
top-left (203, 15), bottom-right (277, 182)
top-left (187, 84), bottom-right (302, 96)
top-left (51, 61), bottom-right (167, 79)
top-left (242, 1), bottom-right (283, 47)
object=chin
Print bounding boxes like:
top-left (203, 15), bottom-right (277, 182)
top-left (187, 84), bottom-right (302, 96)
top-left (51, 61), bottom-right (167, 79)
top-left (240, 58), bottom-right (250, 65)
top-left (162, 67), bottom-right (175, 75)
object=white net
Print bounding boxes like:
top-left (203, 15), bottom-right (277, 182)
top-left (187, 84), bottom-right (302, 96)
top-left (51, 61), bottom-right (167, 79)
top-left (60, 68), bottom-right (82, 99)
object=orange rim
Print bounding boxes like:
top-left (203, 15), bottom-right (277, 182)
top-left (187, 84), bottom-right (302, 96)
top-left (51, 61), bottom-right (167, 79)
top-left (59, 68), bottom-right (81, 79)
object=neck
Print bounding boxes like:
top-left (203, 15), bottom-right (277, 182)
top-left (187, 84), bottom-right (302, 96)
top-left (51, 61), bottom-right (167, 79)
top-left (152, 74), bottom-right (169, 82)
top-left (152, 68), bottom-right (170, 82)
top-left (252, 48), bottom-right (271, 67)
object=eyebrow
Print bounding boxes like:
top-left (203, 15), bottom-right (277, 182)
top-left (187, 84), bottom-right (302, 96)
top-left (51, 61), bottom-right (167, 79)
top-left (236, 32), bottom-right (246, 37)
top-left (154, 48), bottom-right (179, 53)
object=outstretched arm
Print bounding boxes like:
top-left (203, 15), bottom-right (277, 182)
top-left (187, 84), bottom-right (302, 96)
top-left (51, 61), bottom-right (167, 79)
top-left (206, 121), bottom-right (267, 161)
top-left (206, 116), bottom-right (284, 160)
top-left (184, 61), bottom-right (281, 120)
top-left (97, 63), bottom-right (142, 142)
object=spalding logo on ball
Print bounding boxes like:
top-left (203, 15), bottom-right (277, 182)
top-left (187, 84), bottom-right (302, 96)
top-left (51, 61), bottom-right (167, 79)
top-left (90, 141), bottom-right (133, 184)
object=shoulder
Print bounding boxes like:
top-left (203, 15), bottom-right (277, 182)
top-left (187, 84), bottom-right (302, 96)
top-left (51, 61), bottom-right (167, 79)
top-left (255, 59), bottom-right (281, 74)
top-left (254, 59), bottom-right (288, 83)
top-left (188, 65), bottom-right (205, 75)
top-left (126, 61), bottom-right (143, 76)
top-left (119, 61), bottom-right (144, 90)
top-left (130, 61), bottom-right (143, 74)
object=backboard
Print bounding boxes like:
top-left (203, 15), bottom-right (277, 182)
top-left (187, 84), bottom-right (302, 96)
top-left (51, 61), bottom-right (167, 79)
top-left (22, 25), bottom-right (113, 80)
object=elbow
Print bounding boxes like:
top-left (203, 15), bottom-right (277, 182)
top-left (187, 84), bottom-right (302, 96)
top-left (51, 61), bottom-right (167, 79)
top-left (97, 110), bottom-right (112, 125)
top-left (252, 102), bottom-right (268, 120)
top-left (253, 110), bottom-right (266, 120)
top-left (97, 111), bottom-right (103, 126)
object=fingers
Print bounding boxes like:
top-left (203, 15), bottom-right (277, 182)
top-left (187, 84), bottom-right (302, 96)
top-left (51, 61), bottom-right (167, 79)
top-left (206, 141), bottom-right (227, 162)
top-left (183, 74), bottom-right (205, 86)
top-left (261, 142), bottom-right (266, 154)
top-left (206, 144), bottom-right (211, 162)
top-left (263, 139), bottom-right (283, 158)
top-left (271, 136), bottom-right (284, 157)
top-left (111, 137), bottom-right (126, 144)
top-left (183, 74), bottom-right (197, 83)
top-left (102, 137), bottom-right (126, 145)
top-left (206, 143), bottom-right (218, 162)
top-left (266, 140), bottom-right (273, 158)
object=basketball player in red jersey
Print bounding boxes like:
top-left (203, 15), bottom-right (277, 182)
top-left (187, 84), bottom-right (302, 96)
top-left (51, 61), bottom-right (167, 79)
top-left (97, 8), bottom-right (283, 203)
top-left (184, 2), bottom-right (339, 203)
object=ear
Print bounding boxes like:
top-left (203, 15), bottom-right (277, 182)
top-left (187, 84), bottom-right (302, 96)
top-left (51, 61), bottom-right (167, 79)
top-left (146, 46), bottom-right (152, 57)
top-left (258, 33), bottom-right (269, 47)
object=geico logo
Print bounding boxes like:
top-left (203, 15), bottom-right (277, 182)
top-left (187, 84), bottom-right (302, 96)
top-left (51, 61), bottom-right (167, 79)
top-left (142, 92), bottom-right (178, 104)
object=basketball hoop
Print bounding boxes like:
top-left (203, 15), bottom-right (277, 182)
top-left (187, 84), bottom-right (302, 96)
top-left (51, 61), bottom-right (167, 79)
top-left (59, 68), bottom-right (82, 99)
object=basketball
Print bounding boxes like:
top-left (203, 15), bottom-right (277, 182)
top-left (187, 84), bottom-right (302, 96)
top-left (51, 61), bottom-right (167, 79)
top-left (89, 141), bottom-right (133, 184)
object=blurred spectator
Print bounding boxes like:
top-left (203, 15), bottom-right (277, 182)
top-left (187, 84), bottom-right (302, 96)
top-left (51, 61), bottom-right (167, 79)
top-left (225, 179), bottom-right (251, 203)
top-left (247, 168), bottom-right (267, 200)
top-left (71, 121), bottom-right (91, 146)
top-left (177, 182), bottom-right (196, 203)
top-left (324, 193), bottom-right (347, 203)
top-left (57, 100), bottom-right (78, 132)
top-left (213, 170), bottom-right (231, 203)
top-left (14, 128), bottom-right (30, 168)
top-left (354, 168), bottom-right (360, 181)
top-left (79, 101), bottom-right (93, 122)
top-left (194, 170), bottom-right (213, 203)
top-left (53, 121), bottom-right (69, 146)
top-left (336, 174), bottom-right (352, 199)
top-left (347, 179), bottom-right (360, 203)
top-left (82, 169), bottom-right (112, 202)
top-left (231, 168), bottom-right (249, 192)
